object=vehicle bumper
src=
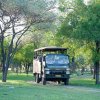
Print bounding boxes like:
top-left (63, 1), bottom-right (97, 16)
top-left (45, 74), bottom-right (70, 81)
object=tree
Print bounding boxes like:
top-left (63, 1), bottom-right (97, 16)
top-left (0, 0), bottom-right (31, 82)
top-left (0, 0), bottom-right (57, 82)
top-left (13, 50), bottom-right (23, 74)
top-left (13, 43), bottom-right (34, 74)
top-left (21, 44), bottom-right (34, 74)
top-left (58, 0), bottom-right (100, 84)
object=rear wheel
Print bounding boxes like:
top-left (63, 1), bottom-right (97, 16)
top-left (42, 77), bottom-right (46, 85)
top-left (34, 74), bottom-right (36, 82)
top-left (36, 74), bottom-right (39, 83)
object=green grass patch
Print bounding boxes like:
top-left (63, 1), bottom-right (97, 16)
top-left (0, 72), bottom-right (100, 100)
top-left (69, 74), bottom-right (100, 89)
top-left (0, 72), bottom-right (34, 86)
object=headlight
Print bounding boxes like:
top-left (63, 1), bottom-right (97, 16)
top-left (45, 68), bottom-right (50, 74)
top-left (66, 70), bottom-right (70, 74)
top-left (66, 68), bottom-right (70, 74)
top-left (45, 70), bottom-right (50, 74)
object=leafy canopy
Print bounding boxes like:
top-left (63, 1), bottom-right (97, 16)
top-left (59, 0), bottom-right (100, 42)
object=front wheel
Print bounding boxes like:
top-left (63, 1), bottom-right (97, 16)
top-left (42, 77), bottom-right (46, 85)
top-left (57, 81), bottom-right (61, 84)
top-left (64, 78), bottom-right (69, 85)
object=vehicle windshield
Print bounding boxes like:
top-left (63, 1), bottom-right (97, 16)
top-left (45, 54), bottom-right (69, 65)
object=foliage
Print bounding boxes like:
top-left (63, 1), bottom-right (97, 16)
top-left (58, 0), bottom-right (100, 84)
top-left (0, 0), bottom-right (57, 82)
top-left (55, 34), bottom-right (93, 69)
top-left (14, 43), bottom-right (34, 63)
top-left (12, 43), bottom-right (34, 73)
top-left (23, 30), bottom-right (57, 49)
top-left (59, 0), bottom-right (100, 41)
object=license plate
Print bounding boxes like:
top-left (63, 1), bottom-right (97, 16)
top-left (55, 75), bottom-right (61, 77)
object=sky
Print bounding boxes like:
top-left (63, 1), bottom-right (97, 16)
top-left (84, 0), bottom-right (91, 5)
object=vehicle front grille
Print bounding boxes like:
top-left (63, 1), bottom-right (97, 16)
top-left (50, 70), bottom-right (66, 75)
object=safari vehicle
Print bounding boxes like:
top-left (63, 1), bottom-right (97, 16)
top-left (33, 46), bottom-right (70, 85)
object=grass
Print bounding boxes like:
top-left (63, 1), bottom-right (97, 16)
top-left (0, 72), bottom-right (100, 100)
top-left (70, 74), bottom-right (100, 88)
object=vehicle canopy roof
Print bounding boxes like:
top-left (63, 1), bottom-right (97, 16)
top-left (34, 46), bottom-right (67, 52)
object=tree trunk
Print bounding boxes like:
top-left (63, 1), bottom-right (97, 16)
top-left (95, 61), bottom-right (99, 84)
top-left (95, 41), bottom-right (100, 84)
top-left (93, 67), bottom-right (96, 79)
top-left (71, 57), bottom-right (76, 73)
top-left (2, 65), bottom-right (8, 82)
top-left (81, 67), bottom-right (85, 75)
top-left (16, 66), bottom-right (18, 75)
top-left (1, 35), bottom-right (8, 82)
top-left (25, 63), bottom-right (30, 75)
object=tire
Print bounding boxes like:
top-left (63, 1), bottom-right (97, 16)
top-left (36, 74), bottom-right (39, 83)
top-left (57, 81), bottom-right (61, 84)
top-left (34, 74), bottom-right (36, 82)
top-left (64, 78), bottom-right (69, 85)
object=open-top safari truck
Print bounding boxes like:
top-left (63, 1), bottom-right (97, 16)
top-left (33, 46), bottom-right (70, 85)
